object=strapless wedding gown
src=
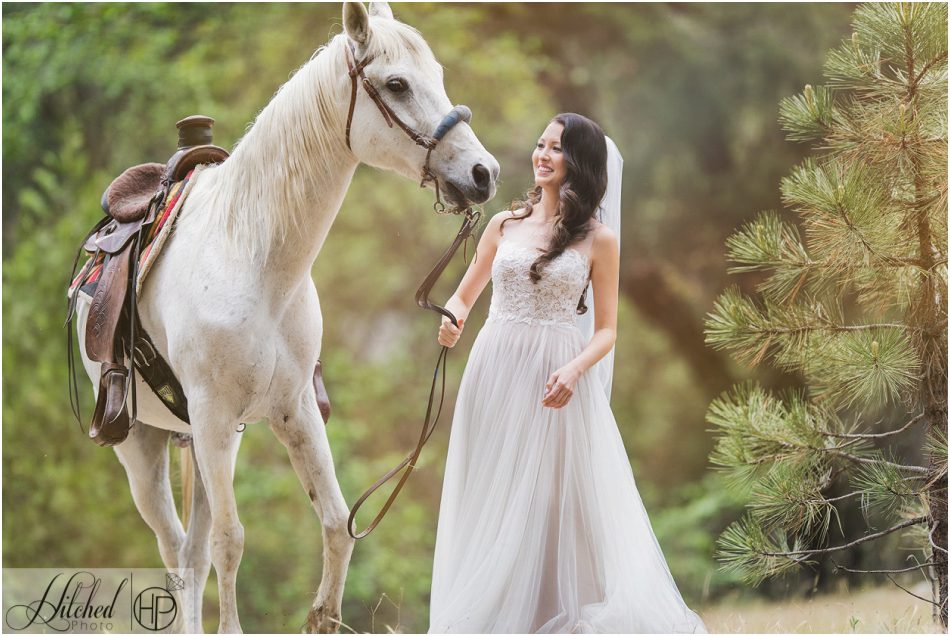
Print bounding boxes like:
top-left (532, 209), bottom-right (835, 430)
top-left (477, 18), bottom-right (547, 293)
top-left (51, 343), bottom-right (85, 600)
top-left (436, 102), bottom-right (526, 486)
top-left (428, 238), bottom-right (708, 634)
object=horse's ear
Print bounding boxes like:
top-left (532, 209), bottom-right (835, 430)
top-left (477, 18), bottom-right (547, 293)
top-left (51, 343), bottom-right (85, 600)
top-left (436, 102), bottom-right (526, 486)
top-left (368, 2), bottom-right (394, 20)
top-left (343, 2), bottom-right (371, 46)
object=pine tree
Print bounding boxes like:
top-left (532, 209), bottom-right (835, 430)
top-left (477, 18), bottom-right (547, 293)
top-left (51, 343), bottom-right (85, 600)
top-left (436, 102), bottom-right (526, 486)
top-left (704, 2), bottom-right (948, 626)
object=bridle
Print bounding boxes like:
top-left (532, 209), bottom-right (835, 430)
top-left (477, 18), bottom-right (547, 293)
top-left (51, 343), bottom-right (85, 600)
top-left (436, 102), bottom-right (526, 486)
top-left (342, 38), bottom-right (483, 539)
top-left (344, 39), bottom-right (471, 214)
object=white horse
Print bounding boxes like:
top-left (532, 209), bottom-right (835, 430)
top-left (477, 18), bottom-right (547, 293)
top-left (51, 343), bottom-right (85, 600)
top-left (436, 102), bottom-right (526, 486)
top-left (72, 2), bottom-right (498, 632)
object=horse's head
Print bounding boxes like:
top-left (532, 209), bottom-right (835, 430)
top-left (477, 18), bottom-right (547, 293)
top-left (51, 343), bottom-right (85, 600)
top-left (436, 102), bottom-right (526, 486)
top-left (341, 1), bottom-right (499, 207)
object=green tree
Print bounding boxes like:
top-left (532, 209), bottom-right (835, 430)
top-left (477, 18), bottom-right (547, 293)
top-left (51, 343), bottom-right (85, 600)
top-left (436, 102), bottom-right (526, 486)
top-left (704, 2), bottom-right (947, 626)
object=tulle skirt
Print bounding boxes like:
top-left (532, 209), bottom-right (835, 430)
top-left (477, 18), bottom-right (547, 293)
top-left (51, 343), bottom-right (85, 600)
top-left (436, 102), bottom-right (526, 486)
top-left (428, 317), bottom-right (708, 634)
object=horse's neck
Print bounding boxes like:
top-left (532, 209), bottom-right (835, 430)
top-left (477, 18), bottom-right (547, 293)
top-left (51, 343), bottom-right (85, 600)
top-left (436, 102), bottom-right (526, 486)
top-left (204, 39), bottom-right (358, 282)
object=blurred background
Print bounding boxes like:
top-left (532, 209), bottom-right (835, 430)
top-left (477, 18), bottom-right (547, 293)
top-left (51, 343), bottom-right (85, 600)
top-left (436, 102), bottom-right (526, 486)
top-left (3, 2), bottom-right (938, 633)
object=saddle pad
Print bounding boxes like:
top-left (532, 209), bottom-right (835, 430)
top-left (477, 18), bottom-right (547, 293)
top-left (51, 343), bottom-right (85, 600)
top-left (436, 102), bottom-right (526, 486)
top-left (69, 164), bottom-right (206, 298)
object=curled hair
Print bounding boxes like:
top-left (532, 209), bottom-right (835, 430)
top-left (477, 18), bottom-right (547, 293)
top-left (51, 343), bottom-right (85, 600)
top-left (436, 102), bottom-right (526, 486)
top-left (500, 113), bottom-right (608, 314)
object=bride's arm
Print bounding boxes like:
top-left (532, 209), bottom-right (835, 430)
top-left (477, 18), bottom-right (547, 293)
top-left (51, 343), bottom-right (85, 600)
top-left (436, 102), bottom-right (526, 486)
top-left (542, 224), bottom-right (619, 408)
top-left (572, 225), bottom-right (620, 373)
top-left (441, 210), bottom-right (507, 328)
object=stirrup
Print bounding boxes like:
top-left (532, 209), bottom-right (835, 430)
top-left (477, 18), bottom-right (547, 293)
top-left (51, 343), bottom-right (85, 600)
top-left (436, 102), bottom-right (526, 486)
top-left (89, 362), bottom-right (132, 447)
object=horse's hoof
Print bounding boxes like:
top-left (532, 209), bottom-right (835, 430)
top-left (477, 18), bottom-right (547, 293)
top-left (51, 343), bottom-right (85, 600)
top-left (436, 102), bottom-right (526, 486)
top-left (305, 605), bottom-right (341, 634)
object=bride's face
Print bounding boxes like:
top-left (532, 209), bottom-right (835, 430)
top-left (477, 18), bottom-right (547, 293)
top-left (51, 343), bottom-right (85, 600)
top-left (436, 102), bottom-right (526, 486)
top-left (532, 121), bottom-right (566, 189)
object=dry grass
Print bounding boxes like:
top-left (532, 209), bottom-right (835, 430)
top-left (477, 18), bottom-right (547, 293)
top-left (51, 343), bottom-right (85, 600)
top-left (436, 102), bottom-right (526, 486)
top-left (310, 582), bottom-right (946, 634)
top-left (697, 581), bottom-right (944, 634)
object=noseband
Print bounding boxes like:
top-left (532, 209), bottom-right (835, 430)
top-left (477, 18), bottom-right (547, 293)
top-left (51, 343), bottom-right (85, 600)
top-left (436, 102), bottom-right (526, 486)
top-left (342, 38), bottom-right (483, 539)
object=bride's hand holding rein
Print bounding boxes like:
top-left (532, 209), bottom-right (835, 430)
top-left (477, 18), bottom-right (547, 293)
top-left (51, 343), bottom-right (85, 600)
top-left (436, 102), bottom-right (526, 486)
top-left (438, 315), bottom-right (466, 347)
top-left (436, 211), bottom-right (507, 348)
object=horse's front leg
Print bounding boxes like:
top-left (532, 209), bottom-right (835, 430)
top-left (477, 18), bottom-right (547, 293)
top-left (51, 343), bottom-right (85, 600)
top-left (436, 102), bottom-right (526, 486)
top-left (190, 401), bottom-right (246, 634)
top-left (270, 390), bottom-right (355, 634)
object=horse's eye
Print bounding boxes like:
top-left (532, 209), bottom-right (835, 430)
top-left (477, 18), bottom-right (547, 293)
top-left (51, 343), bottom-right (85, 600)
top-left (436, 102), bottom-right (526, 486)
top-left (386, 78), bottom-right (409, 93)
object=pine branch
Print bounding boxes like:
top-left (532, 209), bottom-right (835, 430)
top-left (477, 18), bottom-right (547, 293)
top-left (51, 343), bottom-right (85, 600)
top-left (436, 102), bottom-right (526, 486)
top-left (830, 557), bottom-right (936, 574)
top-left (707, 286), bottom-right (923, 346)
top-left (722, 210), bottom-right (935, 311)
top-left (748, 462), bottom-right (836, 541)
top-left (715, 514), bottom-right (813, 585)
top-left (821, 411), bottom-right (926, 439)
top-left (706, 384), bottom-right (925, 493)
top-left (716, 513), bottom-right (930, 586)
top-left (824, 32), bottom-right (905, 94)
top-left (763, 515), bottom-right (927, 557)
top-left (916, 467), bottom-right (950, 493)
top-left (886, 572), bottom-right (942, 608)
top-left (851, 454), bottom-right (930, 519)
top-left (780, 158), bottom-right (909, 269)
top-left (825, 448), bottom-right (929, 473)
top-left (825, 491), bottom-right (864, 503)
top-left (923, 431), bottom-right (948, 477)
top-left (708, 291), bottom-right (925, 408)
top-left (779, 84), bottom-right (836, 143)
top-left (812, 322), bottom-right (921, 333)
top-left (912, 50), bottom-right (948, 88)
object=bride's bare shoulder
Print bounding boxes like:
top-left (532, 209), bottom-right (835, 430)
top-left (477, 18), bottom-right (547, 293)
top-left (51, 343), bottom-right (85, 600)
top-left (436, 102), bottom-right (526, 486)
top-left (589, 221), bottom-right (618, 266)
top-left (489, 209), bottom-right (518, 227)
top-left (590, 219), bottom-right (617, 244)
top-left (486, 209), bottom-right (523, 237)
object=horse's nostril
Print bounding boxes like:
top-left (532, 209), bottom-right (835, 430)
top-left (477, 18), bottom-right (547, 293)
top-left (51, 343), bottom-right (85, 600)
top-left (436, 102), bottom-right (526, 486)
top-left (472, 163), bottom-right (491, 190)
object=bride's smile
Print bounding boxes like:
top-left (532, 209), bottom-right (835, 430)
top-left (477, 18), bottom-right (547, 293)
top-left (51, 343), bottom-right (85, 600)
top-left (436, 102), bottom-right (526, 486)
top-left (533, 123), bottom-right (567, 191)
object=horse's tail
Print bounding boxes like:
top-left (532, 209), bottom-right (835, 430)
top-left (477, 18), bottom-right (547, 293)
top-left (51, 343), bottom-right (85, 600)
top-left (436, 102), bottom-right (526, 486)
top-left (173, 434), bottom-right (195, 531)
top-left (181, 445), bottom-right (194, 530)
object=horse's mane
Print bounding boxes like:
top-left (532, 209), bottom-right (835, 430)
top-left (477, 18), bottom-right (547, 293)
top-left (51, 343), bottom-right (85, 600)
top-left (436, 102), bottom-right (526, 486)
top-left (192, 17), bottom-right (441, 263)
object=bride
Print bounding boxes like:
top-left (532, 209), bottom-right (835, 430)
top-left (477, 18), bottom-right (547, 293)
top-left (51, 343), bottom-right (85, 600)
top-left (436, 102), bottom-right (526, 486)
top-left (427, 113), bottom-right (708, 634)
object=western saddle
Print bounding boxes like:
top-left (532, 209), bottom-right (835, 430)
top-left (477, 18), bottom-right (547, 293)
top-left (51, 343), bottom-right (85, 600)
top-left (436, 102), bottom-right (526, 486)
top-left (67, 115), bottom-right (332, 447)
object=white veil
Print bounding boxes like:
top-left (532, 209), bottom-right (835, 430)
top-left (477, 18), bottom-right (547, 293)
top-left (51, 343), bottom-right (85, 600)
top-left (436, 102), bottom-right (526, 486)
top-left (576, 135), bottom-right (623, 401)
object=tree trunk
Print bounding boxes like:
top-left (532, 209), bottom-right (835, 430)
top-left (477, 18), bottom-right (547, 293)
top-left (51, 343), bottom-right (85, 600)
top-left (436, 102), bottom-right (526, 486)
top-left (905, 36), bottom-right (947, 622)
top-left (927, 370), bottom-right (948, 628)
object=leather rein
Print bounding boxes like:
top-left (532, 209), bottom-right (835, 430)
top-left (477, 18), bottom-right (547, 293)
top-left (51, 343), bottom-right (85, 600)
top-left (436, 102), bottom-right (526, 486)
top-left (342, 38), bottom-right (482, 539)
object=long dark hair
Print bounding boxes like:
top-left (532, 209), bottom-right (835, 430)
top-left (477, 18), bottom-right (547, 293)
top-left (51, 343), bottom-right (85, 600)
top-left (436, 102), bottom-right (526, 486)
top-left (501, 112), bottom-right (608, 314)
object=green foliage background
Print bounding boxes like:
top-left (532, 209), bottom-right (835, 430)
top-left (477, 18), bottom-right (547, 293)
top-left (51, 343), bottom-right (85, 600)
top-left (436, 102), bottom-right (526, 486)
top-left (3, 3), bottom-right (856, 632)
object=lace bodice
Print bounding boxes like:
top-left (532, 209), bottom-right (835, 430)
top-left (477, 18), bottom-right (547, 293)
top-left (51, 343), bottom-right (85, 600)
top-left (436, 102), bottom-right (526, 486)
top-left (487, 240), bottom-right (591, 327)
